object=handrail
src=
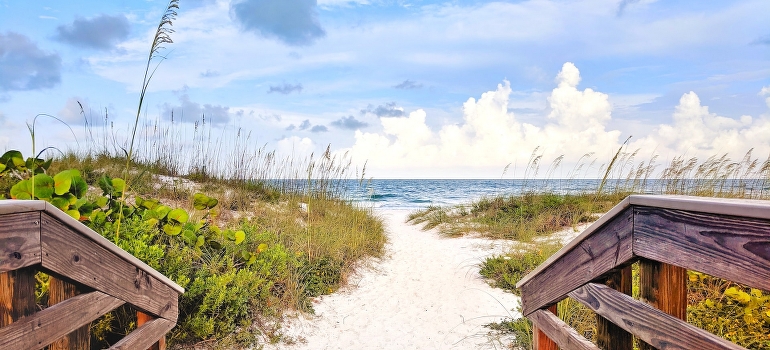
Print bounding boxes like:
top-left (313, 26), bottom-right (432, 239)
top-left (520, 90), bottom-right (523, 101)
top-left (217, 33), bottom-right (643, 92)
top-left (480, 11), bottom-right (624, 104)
top-left (516, 194), bottom-right (770, 350)
top-left (0, 200), bottom-right (183, 349)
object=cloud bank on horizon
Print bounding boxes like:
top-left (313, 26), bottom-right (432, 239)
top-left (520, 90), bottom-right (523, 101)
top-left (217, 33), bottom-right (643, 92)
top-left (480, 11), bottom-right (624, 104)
top-left (0, 0), bottom-right (768, 178)
top-left (347, 63), bottom-right (770, 178)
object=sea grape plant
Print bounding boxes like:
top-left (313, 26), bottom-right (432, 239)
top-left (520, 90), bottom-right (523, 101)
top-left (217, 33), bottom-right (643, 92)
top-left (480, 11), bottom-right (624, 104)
top-left (0, 150), bottom-right (263, 254)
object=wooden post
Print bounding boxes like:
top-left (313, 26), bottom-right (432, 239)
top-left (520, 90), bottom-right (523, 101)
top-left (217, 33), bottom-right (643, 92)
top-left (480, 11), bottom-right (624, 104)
top-left (137, 311), bottom-right (166, 350)
top-left (532, 304), bottom-right (559, 350)
top-left (638, 259), bottom-right (687, 350)
top-left (0, 267), bottom-right (37, 327)
top-left (48, 276), bottom-right (90, 350)
top-left (595, 266), bottom-right (632, 350)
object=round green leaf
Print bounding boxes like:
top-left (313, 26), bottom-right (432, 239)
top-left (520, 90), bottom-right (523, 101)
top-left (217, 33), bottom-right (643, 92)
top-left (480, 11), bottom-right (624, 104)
top-left (31, 174), bottom-right (55, 199)
top-left (95, 196), bottom-right (108, 208)
top-left (163, 222), bottom-right (183, 236)
top-left (71, 176), bottom-right (87, 198)
top-left (10, 179), bottom-right (32, 199)
top-left (182, 229), bottom-right (197, 245)
top-left (155, 205), bottom-right (171, 219)
top-left (167, 208), bottom-right (189, 224)
top-left (195, 235), bottom-right (205, 248)
top-left (111, 178), bottom-right (126, 193)
top-left (193, 193), bottom-right (210, 210)
top-left (53, 170), bottom-right (75, 196)
top-left (234, 230), bottom-right (245, 245)
top-left (50, 197), bottom-right (70, 211)
top-left (65, 209), bottom-right (81, 220)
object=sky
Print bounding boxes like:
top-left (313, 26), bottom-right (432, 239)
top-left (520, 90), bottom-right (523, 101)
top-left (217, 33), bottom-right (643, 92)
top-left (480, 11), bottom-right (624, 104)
top-left (0, 0), bottom-right (769, 178)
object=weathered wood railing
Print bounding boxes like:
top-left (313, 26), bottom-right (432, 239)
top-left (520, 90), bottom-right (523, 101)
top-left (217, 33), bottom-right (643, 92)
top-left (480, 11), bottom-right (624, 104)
top-left (0, 200), bottom-right (184, 349)
top-left (516, 195), bottom-right (770, 350)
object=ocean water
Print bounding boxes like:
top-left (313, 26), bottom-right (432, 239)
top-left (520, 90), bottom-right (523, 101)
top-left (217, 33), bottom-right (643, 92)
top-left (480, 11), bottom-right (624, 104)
top-left (345, 179), bottom-right (606, 209)
top-left (341, 178), bottom-right (770, 209)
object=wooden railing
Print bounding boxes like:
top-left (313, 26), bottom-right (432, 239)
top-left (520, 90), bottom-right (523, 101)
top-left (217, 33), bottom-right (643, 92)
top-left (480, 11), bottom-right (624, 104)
top-left (516, 195), bottom-right (770, 350)
top-left (0, 200), bottom-right (184, 349)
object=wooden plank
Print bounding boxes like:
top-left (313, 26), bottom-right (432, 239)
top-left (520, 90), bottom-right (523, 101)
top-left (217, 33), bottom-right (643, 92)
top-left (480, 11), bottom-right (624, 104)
top-left (529, 309), bottom-right (600, 350)
top-left (48, 276), bottom-right (91, 350)
top-left (533, 305), bottom-right (559, 350)
top-left (634, 207), bottom-right (770, 291)
top-left (569, 283), bottom-right (746, 350)
top-left (0, 211), bottom-right (41, 273)
top-left (0, 200), bottom-right (184, 294)
top-left (138, 311), bottom-right (166, 350)
top-left (108, 318), bottom-right (176, 350)
top-left (0, 290), bottom-right (123, 350)
top-left (595, 267), bottom-right (632, 350)
top-left (517, 194), bottom-right (770, 288)
top-left (629, 194), bottom-right (770, 221)
top-left (0, 266), bottom-right (36, 327)
top-left (40, 213), bottom-right (179, 321)
top-left (520, 208), bottom-right (634, 316)
top-left (638, 259), bottom-right (687, 350)
top-left (518, 197), bottom-right (632, 287)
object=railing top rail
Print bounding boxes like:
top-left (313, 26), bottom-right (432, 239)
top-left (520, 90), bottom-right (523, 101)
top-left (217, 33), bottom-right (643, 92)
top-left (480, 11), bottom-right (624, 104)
top-left (516, 194), bottom-right (770, 288)
top-left (0, 200), bottom-right (184, 294)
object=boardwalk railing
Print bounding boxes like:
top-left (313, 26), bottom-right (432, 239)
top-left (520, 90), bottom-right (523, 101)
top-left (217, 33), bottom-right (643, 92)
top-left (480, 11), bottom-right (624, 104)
top-left (0, 200), bottom-right (184, 349)
top-left (516, 195), bottom-right (770, 350)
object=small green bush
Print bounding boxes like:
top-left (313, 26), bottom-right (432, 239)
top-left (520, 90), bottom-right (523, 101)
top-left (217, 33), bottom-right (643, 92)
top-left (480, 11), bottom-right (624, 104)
top-left (479, 244), bottom-right (561, 295)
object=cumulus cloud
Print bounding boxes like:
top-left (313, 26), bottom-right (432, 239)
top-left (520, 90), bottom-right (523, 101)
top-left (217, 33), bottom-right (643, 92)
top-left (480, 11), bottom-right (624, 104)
top-left (632, 93), bottom-right (769, 158)
top-left (277, 135), bottom-right (315, 155)
top-left (311, 125), bottom-right (328, 132)
top-left (55, 14), bottom-right (130, 50)
top-left (0, 32), bottom-right (61, 92)
top-left (287, 119), bottom-right (311, 131)
top-left (268, 83), bottom-right (303, 94)
top-left (347, 62), bottom-right (770, 178)
top-left (230, 0), bottom-right (325, 46)
top-left (331, 116), bottom-right (368, 130)
top-left (394, 79), bottom-right (423, 90)
top-left (161, 91), bottom-right (231, 125)
top-left (361, 102), bottom-right (405, 118)
top-left (761, 86), bottom-right (770, 109)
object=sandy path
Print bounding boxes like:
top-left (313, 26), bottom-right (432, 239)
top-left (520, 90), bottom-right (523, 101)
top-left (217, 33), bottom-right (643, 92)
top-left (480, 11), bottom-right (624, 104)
top-left (268, 209), bottom-right (521, 349)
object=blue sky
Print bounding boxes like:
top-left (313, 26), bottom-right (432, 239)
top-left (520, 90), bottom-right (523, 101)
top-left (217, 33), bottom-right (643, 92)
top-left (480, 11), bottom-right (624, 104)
top-left (1, 0), bottom-right (769, 178)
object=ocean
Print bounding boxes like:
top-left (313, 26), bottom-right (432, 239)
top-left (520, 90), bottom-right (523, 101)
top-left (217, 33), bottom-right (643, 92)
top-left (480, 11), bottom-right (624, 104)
top-left (345, 179), bottom-right (608, 209)
top-left (340, 178), bottom-right (770, 209)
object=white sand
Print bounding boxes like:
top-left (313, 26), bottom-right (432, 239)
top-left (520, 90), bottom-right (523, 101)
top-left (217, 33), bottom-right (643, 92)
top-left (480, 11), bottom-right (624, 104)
top-left (266, 209), bottom-right (523, 349)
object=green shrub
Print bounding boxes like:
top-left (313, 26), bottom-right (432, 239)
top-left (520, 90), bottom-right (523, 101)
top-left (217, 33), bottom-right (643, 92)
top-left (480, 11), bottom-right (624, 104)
top-left (688, 272), bottom-right (770, 349)
top-left (479, 244), bottom-right (561, 295)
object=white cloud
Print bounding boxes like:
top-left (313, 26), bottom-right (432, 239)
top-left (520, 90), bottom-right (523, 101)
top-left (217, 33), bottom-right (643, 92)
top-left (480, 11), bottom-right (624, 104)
top-left (348, 63), bottom-right (623, 177)
top-left (347, 62), bottom-right (770, 178)
top-left (761, 86), bottom-right (770, 109)
top-left (277, 135), bottom-right (315, 157)
top-left (633, 92), bottom-right (770, 157)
